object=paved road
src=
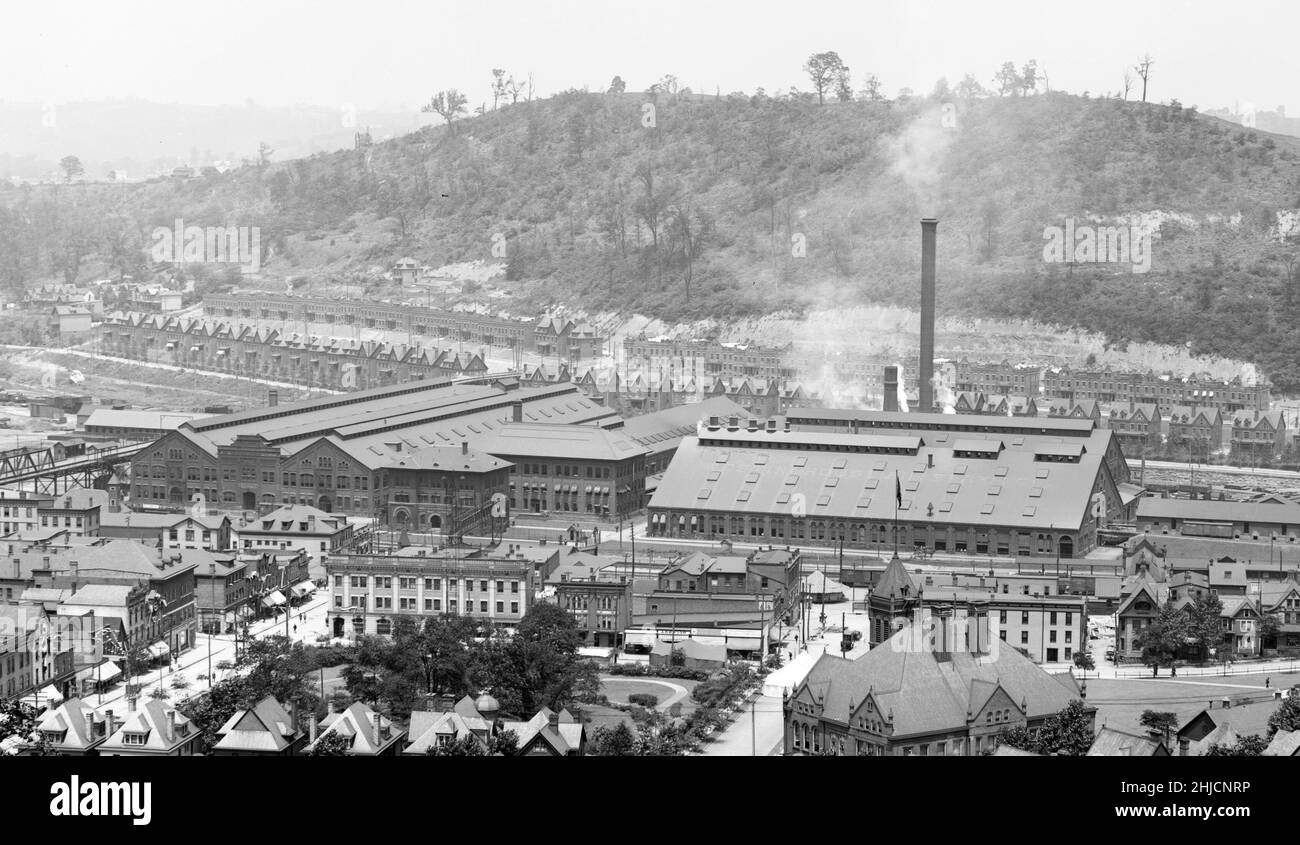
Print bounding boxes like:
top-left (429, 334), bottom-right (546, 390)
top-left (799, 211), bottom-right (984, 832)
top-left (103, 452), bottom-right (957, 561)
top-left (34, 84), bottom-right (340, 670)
top-left (83, 594), bottom-right (332, 715)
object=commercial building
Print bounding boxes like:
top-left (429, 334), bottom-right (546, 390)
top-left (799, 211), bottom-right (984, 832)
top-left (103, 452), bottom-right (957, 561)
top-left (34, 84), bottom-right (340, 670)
top-left (1135, 497), bottom-right (1300, 540)
top-left (952, 360), bottom-right (1042, 398)
top-left (325, 549), bottom-right (534, 638)
top-left (0, 488), bottom-right (51, 536)
top-left (648, 415), bottom-right (1134, 558)
top-left (784, 611), bottom-right (1091, 756)
top-left (98, 511), bottom-right (233, 551)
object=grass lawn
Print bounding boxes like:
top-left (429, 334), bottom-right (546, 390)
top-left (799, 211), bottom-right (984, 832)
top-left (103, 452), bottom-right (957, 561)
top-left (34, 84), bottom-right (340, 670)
top-left (1087, 670), bottom-right (1300, 735)
top-left (599, 676), bottom-right (700, 717)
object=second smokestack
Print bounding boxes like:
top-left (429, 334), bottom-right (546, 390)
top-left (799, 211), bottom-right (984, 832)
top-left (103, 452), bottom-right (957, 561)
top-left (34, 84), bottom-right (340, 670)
top-left (920, 218), bottom-right (938, 414)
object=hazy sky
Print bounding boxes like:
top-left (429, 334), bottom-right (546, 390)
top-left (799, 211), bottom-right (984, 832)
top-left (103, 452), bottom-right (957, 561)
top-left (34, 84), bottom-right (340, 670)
top-left (6, 0), bottom-right (1298, 115)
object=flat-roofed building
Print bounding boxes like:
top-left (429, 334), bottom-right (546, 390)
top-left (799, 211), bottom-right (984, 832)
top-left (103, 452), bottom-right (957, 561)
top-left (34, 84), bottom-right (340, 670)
top-left (325, 550), bottom-right (534, 638)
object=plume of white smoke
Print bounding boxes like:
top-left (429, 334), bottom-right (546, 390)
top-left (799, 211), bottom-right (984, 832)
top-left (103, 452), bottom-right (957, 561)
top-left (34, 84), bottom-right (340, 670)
top-left (881, 107), bottom-right (957, 213)
top-left (1240, 363), bottom-right (1258, 387)
top-left (934, 372), bottom-right (956, 414)
top-left (895, 363), bottom-right (909, 413)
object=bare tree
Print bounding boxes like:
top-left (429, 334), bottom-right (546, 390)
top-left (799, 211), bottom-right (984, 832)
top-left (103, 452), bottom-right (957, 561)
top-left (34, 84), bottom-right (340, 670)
top-left (1134, 54), bottom-right (1154, 103)
top-left (491, 69), bottom-right (507, 110)
top-left (1122, 69), bottom-right (1134, 101)
top-left (859, 75), bottom-right (884, 101)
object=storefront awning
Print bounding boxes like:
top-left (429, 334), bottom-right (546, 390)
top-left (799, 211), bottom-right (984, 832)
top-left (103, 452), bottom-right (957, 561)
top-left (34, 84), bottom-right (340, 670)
top-left (75, 660), bottom-right (122, 685)
top-left (290, 580), bottom-right (316, 598)
top-left (262, 590), bottom-right (287, 607)
top-left (146, 641), bottom-right (170, 659)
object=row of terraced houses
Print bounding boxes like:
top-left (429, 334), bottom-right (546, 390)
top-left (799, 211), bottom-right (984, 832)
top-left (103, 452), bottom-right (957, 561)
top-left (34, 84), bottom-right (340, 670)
top-left (98, 312), bottom-right (489, 390)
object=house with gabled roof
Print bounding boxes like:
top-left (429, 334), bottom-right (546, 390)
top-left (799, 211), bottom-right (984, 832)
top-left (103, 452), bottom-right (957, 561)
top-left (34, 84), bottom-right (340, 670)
top-left (1167, 405), bottom-right (1223, 454)
top-left (99, 698), bottom-right (202, 756)
top-left (502, 707), bottom-right (586, 756)
top-left (308, 701), bottom-right (405, 755)
top-left (1230, 409), bottom-right (1286, 458)
top-left (1115, 575), bottom-right (1168, 660)
top-left (212, 695), bottom-right (307, 756)
top-left (1087, 726), bottom-right (1169, 756)
top-left (35, 697), bottom-right (109, 755)
top-left (1260, 578), bottom-right (1300, 654)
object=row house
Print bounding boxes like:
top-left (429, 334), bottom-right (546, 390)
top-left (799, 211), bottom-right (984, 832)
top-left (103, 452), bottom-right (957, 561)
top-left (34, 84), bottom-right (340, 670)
top-left (1043, 368), bottom-right (1270, 415)
top-left (202, 292), bottom-right (564, 353)
top-left (535, 316), bottom-right (604, 361)
top-left (953, 360), bottom-right (1043, 397)
top-left (1230, 410), bottom-right (1287, 458)
top-left (1047, 398), bottom-right (1102, 423)
top-left (1166, 405), bottom-right (1224, 453)
top-left (1107, 402), bottom-right (1161, 453)
top-left (98, 312), bottom-right (487, 392)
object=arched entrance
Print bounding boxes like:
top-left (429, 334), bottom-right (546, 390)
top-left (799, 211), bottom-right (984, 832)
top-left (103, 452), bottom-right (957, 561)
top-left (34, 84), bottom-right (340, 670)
top-left (333, 617), bottom-right (345, 638)
top-left (1058, 535), bottom-right (1074, 559)
top-left (428, 513), bottom-right (442, 530)
top-left (393, 508), bottom-right (410, 528)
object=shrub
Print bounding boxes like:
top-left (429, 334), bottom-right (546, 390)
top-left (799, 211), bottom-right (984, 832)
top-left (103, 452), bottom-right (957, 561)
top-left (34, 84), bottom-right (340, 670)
top-left (628, 693), bottom-right (659, 709)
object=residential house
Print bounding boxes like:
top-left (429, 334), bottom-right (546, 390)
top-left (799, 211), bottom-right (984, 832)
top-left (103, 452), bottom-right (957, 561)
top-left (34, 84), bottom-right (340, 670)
top-left (1166, 405), bottom-right (1224, 456)
top-left (211, 695), bottom-right (308, 756)
top-left (308, 702), bottom-right (405, 756)
top-left (501, 707), bottom-right (586, 756)
top-left (35, 697), bottom-right (109, 755)
top-left (1086, 726), bottom-right (1169, 756)
top-left (99, 698), bottom-right (201, 756)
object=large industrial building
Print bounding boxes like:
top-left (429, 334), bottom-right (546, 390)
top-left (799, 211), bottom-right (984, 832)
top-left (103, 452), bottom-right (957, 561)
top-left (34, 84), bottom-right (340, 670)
top-left (645, 412), bottom-right (1140, 559)
top-left (127, 378), bottom-right (743, 530)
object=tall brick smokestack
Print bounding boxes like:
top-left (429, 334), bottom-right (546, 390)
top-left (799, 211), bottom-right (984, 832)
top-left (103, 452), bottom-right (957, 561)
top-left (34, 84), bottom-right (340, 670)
top-left (884, 366), bottom-right (899, 413)
top-left (920, 218), bottom-right (938, 414)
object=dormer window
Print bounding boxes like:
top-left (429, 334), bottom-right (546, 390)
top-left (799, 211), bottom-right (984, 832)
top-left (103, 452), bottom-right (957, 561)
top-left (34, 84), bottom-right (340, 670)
top-left (122, 731), bottom-right (148, 745)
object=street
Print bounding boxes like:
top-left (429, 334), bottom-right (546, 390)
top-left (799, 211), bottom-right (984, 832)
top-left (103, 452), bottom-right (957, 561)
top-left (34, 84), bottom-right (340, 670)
top-left (84, 593), bottom-right (333, 716)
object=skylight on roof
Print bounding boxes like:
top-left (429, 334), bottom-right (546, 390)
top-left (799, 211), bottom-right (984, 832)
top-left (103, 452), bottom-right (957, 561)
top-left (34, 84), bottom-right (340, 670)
top-left (946, 483), bottom-right (961, 494)
top-left (816, 495), bottom-right (831, 507)
top-left (793, 457), bottom-right (808, 467)
top-left (856, 497), bottom-right (871, 509)
top-left (980, 504), bottom-right (995, 515)
top-left (784, 474), bottom-right (799, 486)
top-left (776, 492), bottom-right (791, 505)
top-left (913, 463), bottom-right (925, 473)
top-left (953, 464), bottom-right (968, 475)
top-left (994, 466), bottom-right (1008, 477)
top-left (697, 489), bottom-right (711, 500)
top-left (905, 480), bottom-right (919, 492)
top-left (745, 472), bottom-right (760, 484)
top-left (715, 451), bottom-right (730, 464)
top-left (736, 490), bottom-right (751, 502)
top-left (1029, 487), bottom-right (1043, 498)
top-left (939, 502), bottom-right (953, 513)
top-left (754, 455), bottom-right (768, 466)
top-left (988, 485), bottom-right (1002, 496)
top-left (706, 470), bottom-right (721, 482)
top-left (1021, 506), bottom-right (1037, 517)
top-left (865, 479), bottom-right (879, 490)
top-left (832, 458), bottom-right (847, 469)
top-left (825, 477), bottom-right (839, 488)
top-left (873, 461), bottom-right (886, 471)
top-left (1036, 469), bottom-right (1050, 479)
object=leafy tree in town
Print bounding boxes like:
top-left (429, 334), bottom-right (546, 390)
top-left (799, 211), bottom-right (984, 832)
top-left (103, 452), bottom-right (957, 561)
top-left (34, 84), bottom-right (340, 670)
top-left (1073, 651), bottom-right (1095, 672)
top-left (997, 700), bottom-right (1094, 756)
top-left (992, 61), bottom-right (1022, 97)
top-left (0, 699), bottom-right (46, 756)
top-left (1139, 710), bottom-right (1179, 747)
top-left (303, 730), bottom-right (352, 756)
top-left (1134, 601), bottom-right (1190, 676)
top-left (474, 603), bottom-right (597, 717)
top-left (1266, 692), bottom-right (1300, 737)
top-left (1258, 612), bottom-right (1281, 649)
top-left (607, 75), bottom-right (626, 95)
top-left (589, 722), bottom-right (637, 756)
top-left (858, 75), bottom-right (884, 101)
top-left (1186, 594), bottom-right (1225, 660)
top-left (237, 635), bottom-right (321, 714)
top-left (803, 52), bottom-right (848, 106)
top-left (425, 729), bottom-right (518, 756)
top-left (1204, 734), bottom-right (1267, 756)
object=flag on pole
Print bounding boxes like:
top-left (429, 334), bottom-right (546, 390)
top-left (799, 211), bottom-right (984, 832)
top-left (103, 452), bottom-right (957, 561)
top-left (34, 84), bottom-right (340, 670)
top-left (895, 470), bottom-right (903, 508)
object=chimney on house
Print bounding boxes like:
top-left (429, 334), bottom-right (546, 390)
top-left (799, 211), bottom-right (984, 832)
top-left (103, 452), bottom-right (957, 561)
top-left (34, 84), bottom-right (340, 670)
top-left (84, 709), bottom-right (96, 740)
top-left (547, 711), bottom-right (560, 728)
top-left (370, 711), bottom-right (382, 747)
top-left (919, 219), bottom-right (938, 414)
top-left (163, 709), bottom-right (175, 744)
top-left (927, 453), bottom-right (934, 469)
top-left (884, 366), bottom-right (900, 413)
top-left (727, 416), bottom-right (739, 431)
top-left (512, 401), bottom-right (524, 423)
top-left (308, 714), bottom-right (318, 743)
top-left (461, 441), bottom-right (468, 455)
top-left (268, 390), bottom-right (278, 407)
top-left (104, 709), bottom-right (115, 737)
top-left (766, 419), bottom-right (777, 433)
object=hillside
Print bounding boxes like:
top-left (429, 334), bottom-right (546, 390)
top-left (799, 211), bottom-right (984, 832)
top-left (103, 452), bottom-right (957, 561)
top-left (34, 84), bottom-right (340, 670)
top-left (3, 90), bottom-right (1300, 387)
